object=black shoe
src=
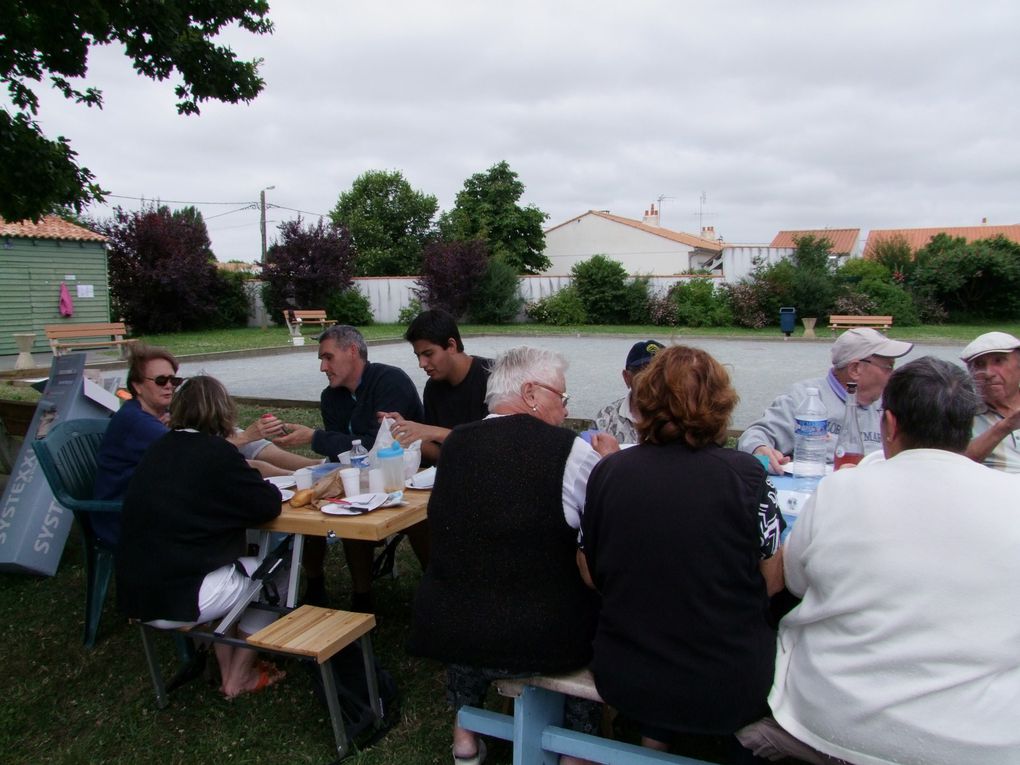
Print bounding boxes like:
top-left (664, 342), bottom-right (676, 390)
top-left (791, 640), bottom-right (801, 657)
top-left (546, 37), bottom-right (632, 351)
top-left (350, 591), bottom-right (375, 613)
top-left (302, 576), bottom-right (328, 607)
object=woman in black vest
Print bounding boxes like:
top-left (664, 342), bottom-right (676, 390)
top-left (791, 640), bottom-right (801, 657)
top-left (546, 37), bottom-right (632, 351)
top-left (580, 345), bottom-right (785, 764)
top-left (409, 346), bottom-right (618, 765)
top-left (116, 376), bottom-right (287, 699)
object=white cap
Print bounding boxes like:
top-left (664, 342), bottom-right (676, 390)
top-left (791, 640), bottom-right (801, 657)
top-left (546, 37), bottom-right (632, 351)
top-left (960, 332), bottom-right (1020, 363)
top-left (831, 328), bottom-right (913, 368)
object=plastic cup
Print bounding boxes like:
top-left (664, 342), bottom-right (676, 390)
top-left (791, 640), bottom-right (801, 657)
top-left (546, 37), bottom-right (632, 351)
top-left (368, 468), bottom-right (385, 493)
top-left (339, 468), bottom-right (360, 497)
top-left (294, 468), bottom-right (313, 490)
top-left (403, 449), bottom-right (421, 480)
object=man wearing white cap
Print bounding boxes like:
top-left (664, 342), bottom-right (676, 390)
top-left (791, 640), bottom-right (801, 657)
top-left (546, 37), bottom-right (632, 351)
top-left (738, 328), bottom-right (913, 473)
top-left (961, 331), bottom-right (1020, 473)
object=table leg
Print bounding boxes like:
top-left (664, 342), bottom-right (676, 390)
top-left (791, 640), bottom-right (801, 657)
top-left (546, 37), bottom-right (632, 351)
top-left (286, 534), bottom-right (304, 608)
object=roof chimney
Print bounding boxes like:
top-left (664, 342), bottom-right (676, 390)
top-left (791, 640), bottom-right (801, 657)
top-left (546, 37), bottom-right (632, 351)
top-left (701, 226), bottom-right (715, 239)
top-left (642, 203), bottom-right (660, 227)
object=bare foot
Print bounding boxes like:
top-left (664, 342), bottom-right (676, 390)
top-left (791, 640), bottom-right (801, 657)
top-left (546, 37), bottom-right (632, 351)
top-left (223, 662), bottom-right (285, 699)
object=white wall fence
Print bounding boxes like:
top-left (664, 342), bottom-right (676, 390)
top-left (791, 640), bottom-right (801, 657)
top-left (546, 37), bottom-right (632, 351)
top-left (246, 272), bottom-right (737, 327)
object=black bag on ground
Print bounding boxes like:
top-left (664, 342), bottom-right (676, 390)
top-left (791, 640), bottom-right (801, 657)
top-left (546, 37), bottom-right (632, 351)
top-left (306, 640), bottom-right (400, 748)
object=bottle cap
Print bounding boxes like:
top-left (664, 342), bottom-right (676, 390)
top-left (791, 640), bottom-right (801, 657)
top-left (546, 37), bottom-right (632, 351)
top-left (378, 442), bottom-right (404, 457)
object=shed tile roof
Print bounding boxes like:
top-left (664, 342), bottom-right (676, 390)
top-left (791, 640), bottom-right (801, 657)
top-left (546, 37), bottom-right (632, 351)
top-left (770, 228), bottom-right (859, 254)
top-left (0, 214), bottom-right (106, 243)
top-left (546, 210), bottom-right (723, 252)
top-left (863, 224), bottom-right (1020, 257)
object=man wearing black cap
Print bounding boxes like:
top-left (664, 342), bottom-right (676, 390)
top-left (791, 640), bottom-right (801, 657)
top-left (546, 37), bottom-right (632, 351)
top-left (593, 340), bottom-right (665, 443)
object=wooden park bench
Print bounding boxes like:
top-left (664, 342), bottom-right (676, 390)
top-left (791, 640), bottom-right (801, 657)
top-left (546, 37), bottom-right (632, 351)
top-left (828, 315), bottom-right (893, 335)
top-left (138, 605), bottom-right (383, 761)
top-left (283, 309), bottom-right (336, 335)
top-left (458, 668), bottom-right (712, 764)
top-left (45, 322), bottom-right (138, 357)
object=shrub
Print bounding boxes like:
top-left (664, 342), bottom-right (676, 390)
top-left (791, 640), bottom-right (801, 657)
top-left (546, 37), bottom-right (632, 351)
top-left (262, 217), bottom-right (355, 325)
top-left (414, 240), bottom-right (489, 318)
top-left (869, 234), bottom-right (915, 281)
top-left (647, 292), bottom-right (679, 326)
top-left (327, 286), bottom-right (373, 325)
top-left (911, 234), bottom-right (1020, 321)
top-left (571, 254), bottom-right (630, 324)
top-left (98, 204), bottom-right (234, 333)
top-left (622, 277), bottom-right (652, 324)
top-left (398, 298), bottom-right (423, 325)
top-left (467, 257), bottom-right (524, 324)
top-left (722, 281), bottom-right (770, 329)
top-left (214, 270), bottom-right (253, 328)
top-left (670, 278), bottom-right (733, 327)
top-left (524, 286), bottom-right (587, 325)
top-left (832, 291), bottom-right (879, 317)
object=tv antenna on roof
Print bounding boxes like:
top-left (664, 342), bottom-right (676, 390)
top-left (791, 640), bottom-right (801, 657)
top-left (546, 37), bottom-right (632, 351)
top-left (656, 194), bottom-right (674, 225)
top-left (693, 191), bottom-right (715, 233)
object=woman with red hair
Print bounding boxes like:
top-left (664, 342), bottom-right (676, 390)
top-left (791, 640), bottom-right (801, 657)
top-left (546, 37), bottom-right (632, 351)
top-left (580, 345), bottom-right (784, 763)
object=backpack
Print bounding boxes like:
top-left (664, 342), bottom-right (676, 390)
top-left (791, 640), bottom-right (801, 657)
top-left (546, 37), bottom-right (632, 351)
top-left (306, 640), bottom-right (400, 749)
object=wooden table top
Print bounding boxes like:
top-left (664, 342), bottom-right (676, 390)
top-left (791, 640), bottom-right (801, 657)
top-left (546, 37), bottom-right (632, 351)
top-left (260, 487), bottom-right (431, 541)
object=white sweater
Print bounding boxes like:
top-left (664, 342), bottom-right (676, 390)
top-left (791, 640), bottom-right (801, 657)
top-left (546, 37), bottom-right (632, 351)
top-left (772, 449), bottom-right (1020, 765)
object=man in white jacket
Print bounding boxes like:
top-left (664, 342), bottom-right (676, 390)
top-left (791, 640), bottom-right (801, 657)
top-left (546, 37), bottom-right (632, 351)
top-left (738, 328), bottom-right (912, 473)
top-left (738, 356), bottom-right (1020, 765)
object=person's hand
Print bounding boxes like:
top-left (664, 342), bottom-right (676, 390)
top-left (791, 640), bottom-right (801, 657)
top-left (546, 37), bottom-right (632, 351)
top-left (256, 413), bottom-right (287, 440)
top-left (590, 432), bottom-right (620, 457)
top-left (379, 411), bottom-right (435, 447)
top-left (754, 445), bottom-right (789, 475)
top-left (158, 411), bottom-right (171, 426)
top-left (272, 423), bottom-right (314, 448)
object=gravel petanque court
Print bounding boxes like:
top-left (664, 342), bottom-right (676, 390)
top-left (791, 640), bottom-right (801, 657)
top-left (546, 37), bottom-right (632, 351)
top-left (179, 335), bottom-right (967, 431)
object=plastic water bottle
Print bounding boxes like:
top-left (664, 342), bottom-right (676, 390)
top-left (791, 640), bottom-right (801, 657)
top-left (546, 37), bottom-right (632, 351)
top-left (349, 439), bottom-right (370, 493)
top-left (793, 386), bottom-right (828, 491)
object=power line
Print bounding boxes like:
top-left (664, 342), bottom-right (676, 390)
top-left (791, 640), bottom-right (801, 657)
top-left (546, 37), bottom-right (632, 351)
top-left (105, 193), bottom-right (253, 206)
top-left (204, 205), bottom-right (256, 220)
top-left (270, 204), bottom-right (330, 218)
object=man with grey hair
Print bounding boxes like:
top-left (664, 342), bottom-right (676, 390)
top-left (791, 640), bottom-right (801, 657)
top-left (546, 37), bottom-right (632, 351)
top-left (961, 331), bottom-right (1020, 473)
top-left (275, 324), bottom-right (424, 611)
top-left (739, 357), bottom-right (1020, 765)
top-left (738, 328), bottom-right (913, 473)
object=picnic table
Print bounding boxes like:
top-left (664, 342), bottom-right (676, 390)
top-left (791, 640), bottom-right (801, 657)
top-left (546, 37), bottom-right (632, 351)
top-left (259, 487), bottom-right (430, 607)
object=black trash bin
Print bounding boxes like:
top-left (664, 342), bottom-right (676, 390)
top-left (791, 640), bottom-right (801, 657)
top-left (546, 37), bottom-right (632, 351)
top-left (779, 307), bottom-right (797, 337)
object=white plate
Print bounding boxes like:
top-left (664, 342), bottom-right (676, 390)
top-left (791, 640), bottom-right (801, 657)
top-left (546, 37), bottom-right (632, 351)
top-left (266, 475), bottom-right (296, 490)
top-left (279, 488), bottom-right (295, 502)
top-left (405, 467), bottom-right (436, 490)
top-left (320, 492), bottom-right (404, 515)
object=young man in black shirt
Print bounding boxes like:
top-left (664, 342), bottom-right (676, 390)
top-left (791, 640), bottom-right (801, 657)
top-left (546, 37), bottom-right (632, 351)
top-left (381, 309), bottom-right (491, 465)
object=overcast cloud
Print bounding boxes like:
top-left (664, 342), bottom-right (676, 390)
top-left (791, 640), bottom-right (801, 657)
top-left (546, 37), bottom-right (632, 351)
top-left (20, 0), bottom-right (1020, 264)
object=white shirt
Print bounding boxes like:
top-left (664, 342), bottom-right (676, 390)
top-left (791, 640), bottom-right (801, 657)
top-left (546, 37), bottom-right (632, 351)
top-left (772, 449), bottom-right (1020, 765)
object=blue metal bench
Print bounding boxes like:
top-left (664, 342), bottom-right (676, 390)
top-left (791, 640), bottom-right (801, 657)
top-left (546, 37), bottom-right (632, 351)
top-left (457, 669), bottom-right (712, 765)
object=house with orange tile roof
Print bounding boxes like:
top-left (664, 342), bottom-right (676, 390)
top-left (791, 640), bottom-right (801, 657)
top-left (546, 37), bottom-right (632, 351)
top-left (769, 228), bottom-right (861, 257)
top-left (542, 204), bottom-right (724, 275)
top-left (0, 215), bottom-right (109, 356)
top-left (863, 223), bottom-right (1020, 258)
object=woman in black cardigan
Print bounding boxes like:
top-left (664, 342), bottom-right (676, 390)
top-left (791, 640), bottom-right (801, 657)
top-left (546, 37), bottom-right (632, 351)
top-left (116, 376), bottom-right (286, 698)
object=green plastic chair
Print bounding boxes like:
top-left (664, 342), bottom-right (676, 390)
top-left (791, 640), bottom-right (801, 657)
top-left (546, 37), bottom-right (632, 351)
top-left (32, 417), bottom-right (119, 648)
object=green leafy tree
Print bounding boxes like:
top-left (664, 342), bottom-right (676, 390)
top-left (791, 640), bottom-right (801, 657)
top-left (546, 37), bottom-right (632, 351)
top-left (1, 1), bottom-right (272, 222)
top-left (868, 234), bottom-right (915, 281)
top-left (439, 160), bottom-right (549, 274)
top-left (911, 234), bottom-right (1020, 320)
top-left (789, 234), bottom-right (837, 319)
top-left (331, 170), bottom-right (438, 276)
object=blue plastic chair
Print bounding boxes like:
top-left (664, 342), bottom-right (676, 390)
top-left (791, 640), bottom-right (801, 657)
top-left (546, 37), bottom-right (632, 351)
top-left (32, 417), bottom-right (119, 648)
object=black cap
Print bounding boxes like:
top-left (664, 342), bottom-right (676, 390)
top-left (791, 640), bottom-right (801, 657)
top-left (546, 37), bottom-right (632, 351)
top-left (625, 340), bottom-right (665, 370)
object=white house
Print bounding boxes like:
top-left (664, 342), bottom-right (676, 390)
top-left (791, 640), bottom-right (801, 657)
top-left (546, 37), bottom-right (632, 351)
top-left (542, 205), bottom-right (724, 276)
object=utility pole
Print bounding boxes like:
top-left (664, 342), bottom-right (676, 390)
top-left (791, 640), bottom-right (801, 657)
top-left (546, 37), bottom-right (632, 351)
top-left (258, 185), bottom-right (275, 329)
top-left (260, 185), bottom-right (275, 265)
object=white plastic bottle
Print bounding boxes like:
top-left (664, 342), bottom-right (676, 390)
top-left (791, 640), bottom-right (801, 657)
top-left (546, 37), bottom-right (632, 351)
top-left (792, 386), bottom-right (828, 491)
top-left (349, 439), bottom-right (370, 493)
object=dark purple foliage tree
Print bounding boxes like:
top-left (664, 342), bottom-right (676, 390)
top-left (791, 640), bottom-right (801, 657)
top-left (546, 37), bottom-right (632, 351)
top-left (261, 217), bottom-right (356, 323)
top-left (98, 204), bottom-right (238, 333)
top-left (414, 240), bottom-right (489, 319)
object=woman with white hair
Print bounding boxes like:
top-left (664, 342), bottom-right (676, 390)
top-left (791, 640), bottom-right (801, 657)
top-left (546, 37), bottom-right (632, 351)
top-left (409, 346), bottom-right (617, 765)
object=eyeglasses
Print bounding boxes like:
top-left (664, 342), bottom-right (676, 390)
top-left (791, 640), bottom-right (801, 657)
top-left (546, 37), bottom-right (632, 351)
top-left (531, 382), bottom-right (570, 406)
top-left (861, 358), bottom-right (895, 373)
top-left (145, 375), bottom-right (184, 388)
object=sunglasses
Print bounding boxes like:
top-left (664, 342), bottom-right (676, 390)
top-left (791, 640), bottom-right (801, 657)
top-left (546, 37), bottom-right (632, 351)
top-left (145, 375), bottom-right (185, 388)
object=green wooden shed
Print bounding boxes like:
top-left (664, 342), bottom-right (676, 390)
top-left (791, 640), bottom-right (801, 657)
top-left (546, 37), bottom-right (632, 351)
top-left (0, 216), bottom-right (110, 357)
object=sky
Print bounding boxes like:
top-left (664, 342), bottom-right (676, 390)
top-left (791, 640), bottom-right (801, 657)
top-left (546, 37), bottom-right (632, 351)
top-left (20, 0), bottom-right (1020, 264)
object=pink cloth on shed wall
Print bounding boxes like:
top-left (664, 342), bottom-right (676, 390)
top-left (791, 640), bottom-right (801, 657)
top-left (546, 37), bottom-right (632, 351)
top-left (59, 281), bottom-right (74, 317)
